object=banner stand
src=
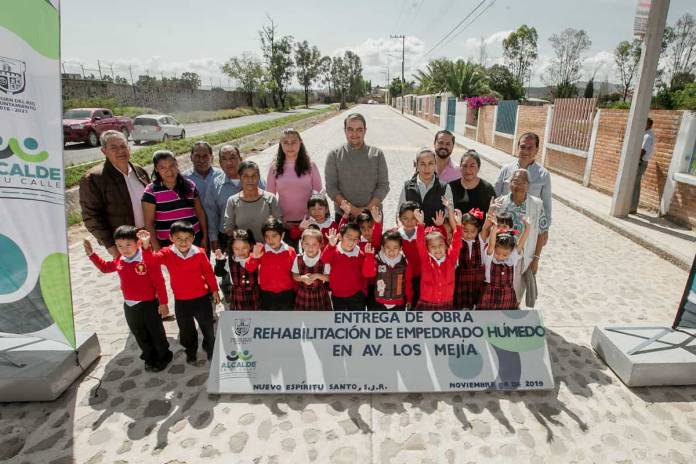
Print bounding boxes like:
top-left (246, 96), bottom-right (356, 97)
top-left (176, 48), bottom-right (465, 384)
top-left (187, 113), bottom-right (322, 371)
top-left (0, 350), bottom-right (27, 368)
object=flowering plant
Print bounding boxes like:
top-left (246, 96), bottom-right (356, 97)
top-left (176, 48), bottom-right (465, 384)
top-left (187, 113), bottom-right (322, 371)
top-left (464, 96), bottom-right (498, 109)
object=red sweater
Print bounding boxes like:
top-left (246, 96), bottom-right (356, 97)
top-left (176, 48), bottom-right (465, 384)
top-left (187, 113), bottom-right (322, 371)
top-left (396, 228), bottom-right (421, 277)
top-left (321, 244), bottom-right (376, 297)
top-left (416, 224), bottom-right (462, 304)
top-left (89, 251), bottom-right (168, 304)
top-left (245, 245), bottom-right (296, 293)
top-left (149, 247), bottom-right (218, 300)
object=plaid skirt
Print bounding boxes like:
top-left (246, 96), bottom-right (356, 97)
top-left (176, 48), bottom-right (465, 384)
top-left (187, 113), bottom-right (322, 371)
top-left (295, 284), bottom-right (332, 310)
top-left (415, 299), bottom-right (455, 311)
top-left (454, 266), bottom-right (486, 309)
top-left (477, 284), bottom-right (518, 311)
top-left (230, 285), bottom-right (261, 311)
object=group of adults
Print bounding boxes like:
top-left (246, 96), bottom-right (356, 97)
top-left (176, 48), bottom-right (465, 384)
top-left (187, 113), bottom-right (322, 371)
top-left (79, 112), bottom-right (552, 307)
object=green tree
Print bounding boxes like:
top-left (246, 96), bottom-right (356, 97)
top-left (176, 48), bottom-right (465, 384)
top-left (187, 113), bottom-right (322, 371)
top-left (614, 39), bottom-right (642, 102)
top-left (345, 51), bottom-right (365, 102)
top-left (415, 58), bottom-right (451, 94)
top-left (487, 64), bottom-right (523, 100)
top-left (445, 60), bottom-right (489, 98)
top-left (553, 80), bottom-right (578, 98)
top-left (259, 16), bottom-right (294, 108)
top-left (502, 25), bottom-right (538, 87)
top-left (546, 28), bottom-right (591, 94)
top-left (584, 77), bottom-right (595, 98)
top-left (673, 82), bottom-right (696, 110)
top-left (222, 53), bottom-right (265, 106)
top-left (294, 40), bottom-right (322, 108)
top-left (179, 72), bottom-right (201, 91)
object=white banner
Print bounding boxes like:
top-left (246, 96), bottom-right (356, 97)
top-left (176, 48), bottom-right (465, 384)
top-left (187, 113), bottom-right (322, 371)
top-left (208, 310), bottom-right (554, 394)
top-left (0, 1), bottom-right (76, 347)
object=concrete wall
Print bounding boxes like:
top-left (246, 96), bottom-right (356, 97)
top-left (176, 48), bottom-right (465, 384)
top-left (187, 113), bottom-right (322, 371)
top-left (516, 105), bottom-right (549, 156)
top-left (493, 133), bottom-right (514, 155)
top-left (476, 105), bottom-right (495, 146)
top-left (546, 148), bottom-right (587, 182)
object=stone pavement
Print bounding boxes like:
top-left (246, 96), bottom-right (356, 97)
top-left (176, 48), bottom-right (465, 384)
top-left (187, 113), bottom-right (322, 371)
top-left (2, 104), bottom-right (695, 464)
top-left (395, 107), bottom-right (696, 271)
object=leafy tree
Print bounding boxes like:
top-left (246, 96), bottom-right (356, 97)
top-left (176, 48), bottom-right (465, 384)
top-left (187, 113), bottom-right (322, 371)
top-left (415, 58), bottom-right (451, 94)
top-left (663, 13), bottom-right (696, 89)
top-left (101, 75), bottom-right (113, 82)
top-left (546, 28), bottom-right (591, 93)
top-left (445, 60), bottom-right (489, 98)
top-left (614, 39), bottom-right (642, 102)
top-left (259, 16), bottom-right (294, 108)
top-left (502, 25), bottom-right (538, 86)
top-left (179, 72), bottom-right (201, 91)
top-left (319, 56), bottom-right (332, 97)
top-left (222, 53), bottom-right (265, 106)
top-left (553, 79), bottom-right (578, 98)
top-left (487, 64), bottom-right (523, 100)
top-left (294, 40), bottom-right (322, 108)
top-left (673, 82), bottom-right (696, 110)
top-left (344, 51), bottom-right (365, 102)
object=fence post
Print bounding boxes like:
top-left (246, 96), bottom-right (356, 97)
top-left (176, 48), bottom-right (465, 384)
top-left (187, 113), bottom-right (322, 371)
top-left (491, 104), bottom-right (498, 145)
top-left (583, 110), bottom-right (602, 187)
top-left (541, 105), bottom-right (554, 165)
top-left (512, 104), bottom-right (520, 155)
top-left (661, 111), bottom-right (696, 215)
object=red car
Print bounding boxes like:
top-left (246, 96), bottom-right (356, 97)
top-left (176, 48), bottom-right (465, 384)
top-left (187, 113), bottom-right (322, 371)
top-left (63, 108), bottom-right (134, 147)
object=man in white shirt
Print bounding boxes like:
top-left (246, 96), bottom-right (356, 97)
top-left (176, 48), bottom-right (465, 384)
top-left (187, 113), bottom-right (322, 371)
top-left (630, 118), bottom-right (655, 214)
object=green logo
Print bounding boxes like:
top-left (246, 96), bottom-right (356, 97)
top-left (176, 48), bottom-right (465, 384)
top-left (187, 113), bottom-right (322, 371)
top-left (0, 135), bottom-right (48, 163)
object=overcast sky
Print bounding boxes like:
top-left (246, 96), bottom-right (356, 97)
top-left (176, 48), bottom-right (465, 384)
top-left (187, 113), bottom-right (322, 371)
top-left (60, 0), bottom-right (694, 89)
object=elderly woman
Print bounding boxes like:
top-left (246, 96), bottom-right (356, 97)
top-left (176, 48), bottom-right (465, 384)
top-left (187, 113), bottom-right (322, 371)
top-left (449, 149), bottom-right (496, 217)
top-left (223, 160), bottom-right (281, 243)
top-left (492, 168), bottom-right (549, 306)
top-left (142, 150), bottom-right (208, 251)
top-left (397, 147), bottom-right (453, 226)
top-left (266, 128), bottom-right (322, 248)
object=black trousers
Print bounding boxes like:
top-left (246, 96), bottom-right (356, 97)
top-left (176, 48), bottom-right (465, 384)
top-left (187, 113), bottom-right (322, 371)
top-left (331, 291), bottom-right (366, 310)
top-left (411, 276), bottom-right (421, 306)
top-left (123, 300), bottom-right (172, 367)
top-left (260, 289), bottom-right (295, 310)
top-left (217, 233), bottom-right (232, 299)
top-left (174, 294), bottom-right (215, 357)
top-left (365, 283), bottom-right (382, 310)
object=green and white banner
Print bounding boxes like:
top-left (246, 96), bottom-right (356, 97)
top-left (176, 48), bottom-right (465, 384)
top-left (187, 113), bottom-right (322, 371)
top-left (0, 1), bottom-right (76, 348)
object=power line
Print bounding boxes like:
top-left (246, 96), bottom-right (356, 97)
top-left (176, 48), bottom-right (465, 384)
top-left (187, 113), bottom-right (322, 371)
top-left (393, 0), bottom-right (408, 33)
top-left (420, 0), bottom-right (487, 59)
top-left (440, 0), bottom-right (497, 49)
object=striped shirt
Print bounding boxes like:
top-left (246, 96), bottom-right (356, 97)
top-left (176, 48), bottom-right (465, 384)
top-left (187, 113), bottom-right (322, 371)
top-left (142, 179), bottom-right (200, 241)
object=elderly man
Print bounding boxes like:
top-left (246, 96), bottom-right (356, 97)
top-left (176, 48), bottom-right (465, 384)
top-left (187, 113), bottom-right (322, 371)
top-left (494, 132), bottom-right (552, 227)
top-left (183, 140), bottom-right (222, 205)
top-left (434, 129), bottom-right (460, 183)
top-left (493, 169), bottom-right (549, 306)
top-left (203, 145), bottom-right (266, 252)
top-left (79, 130), bottom-right (149, 258)
top-left (325, 113), bottom-right (389, 220)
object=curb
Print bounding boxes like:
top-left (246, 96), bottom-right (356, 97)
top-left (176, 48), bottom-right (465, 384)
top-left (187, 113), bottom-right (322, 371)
top-left (391, 106), bottom-right (691, 271)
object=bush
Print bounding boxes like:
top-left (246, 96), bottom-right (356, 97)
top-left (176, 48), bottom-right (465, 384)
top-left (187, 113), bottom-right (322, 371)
top-left (673, 83), bottom-right (696, 110)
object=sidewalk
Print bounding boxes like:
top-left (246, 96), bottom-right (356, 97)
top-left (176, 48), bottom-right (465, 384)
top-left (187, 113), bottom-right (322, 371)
top-left (394, 107), bottom-right (696, 271)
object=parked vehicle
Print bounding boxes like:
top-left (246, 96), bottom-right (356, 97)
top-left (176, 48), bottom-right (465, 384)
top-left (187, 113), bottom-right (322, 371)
top-left (132, 114), bottom-right (186, 144)
top-left (62, 108), bottom-right (134, 147)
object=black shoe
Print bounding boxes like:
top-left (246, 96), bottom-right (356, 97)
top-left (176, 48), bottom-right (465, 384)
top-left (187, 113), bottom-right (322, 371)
top-left (206, 350), bottom-right (213, 361)
top-left (186, 352), bottom-right (197, 364)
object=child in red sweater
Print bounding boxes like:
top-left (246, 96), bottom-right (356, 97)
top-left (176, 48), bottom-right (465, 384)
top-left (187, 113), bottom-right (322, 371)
top-left (414, 198), bottom-right (463, 310)
top-left (143, 221), bottom-right (220, 364)
top-left (293, 228), bottom-right (331, 310)
top-left (298, 194), bottom-right (337, 243)
top-left (454, 208), bottom-right (488, 309)
top-left (396, 201), bottom-right (421, 305)
top-left (321, 222), bottom-right (376, 310)
top-left (214, 229), bottom-right (260, 310)
top-left (84, 226), bottom-right (172, 372)
top-left (246, 217), bottom-right (297, 310)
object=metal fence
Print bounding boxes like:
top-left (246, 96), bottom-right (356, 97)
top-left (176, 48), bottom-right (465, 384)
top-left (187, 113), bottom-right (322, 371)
top-left (548, 98), bottom-right (597, 151)
top-left (495, 100), bottom-right (518, 135)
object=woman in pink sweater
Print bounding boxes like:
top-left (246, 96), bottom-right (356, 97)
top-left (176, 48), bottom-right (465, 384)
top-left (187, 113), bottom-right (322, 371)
top-left (266, 128), bottom-right (323, 249)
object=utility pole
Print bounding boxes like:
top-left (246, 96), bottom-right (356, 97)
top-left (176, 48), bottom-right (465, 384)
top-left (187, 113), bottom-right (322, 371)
top-left (610, 0), bottom-right (670, 217)
top-left (391, 34), bottom-right (406, 113)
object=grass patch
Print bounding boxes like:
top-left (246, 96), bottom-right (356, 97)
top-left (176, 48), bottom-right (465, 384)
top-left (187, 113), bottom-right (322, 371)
top-left (65, 105), bottom-right (337, 188)
top-left (67, 210), bottom-right (83, 227)
top-left (173, 107), bottom-right (271, 124)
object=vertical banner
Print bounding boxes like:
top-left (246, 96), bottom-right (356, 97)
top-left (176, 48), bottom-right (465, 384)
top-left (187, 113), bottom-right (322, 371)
top-left (673, 254), bottom-right (696, 329)
top-left (0, 1), bottom-right (76, 347)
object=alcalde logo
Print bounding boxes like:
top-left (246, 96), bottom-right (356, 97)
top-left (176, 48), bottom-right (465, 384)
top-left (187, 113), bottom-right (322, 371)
top-left (226, 349), bottom-right (253, 362)
top-left (0, 135), bottom-right (49, 163)
top-left (234, 318), bottom-right (251, 337)
top-left (0, 57), bottom-right (26, 95)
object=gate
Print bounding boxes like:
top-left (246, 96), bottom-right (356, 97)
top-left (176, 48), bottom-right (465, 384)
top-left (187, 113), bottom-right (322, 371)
top-left (446, 97), bottom-right (456, 131)
top-left (495, 100), bottom-right (518, 135)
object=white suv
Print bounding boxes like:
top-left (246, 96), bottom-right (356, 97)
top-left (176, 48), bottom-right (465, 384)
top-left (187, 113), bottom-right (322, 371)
top-left (132, 114), bottom-right (186, 144)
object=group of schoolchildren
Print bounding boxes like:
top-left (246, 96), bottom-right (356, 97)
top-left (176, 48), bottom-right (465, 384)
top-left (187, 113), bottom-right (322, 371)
top-left (84, 190), bottom-right (529, 371)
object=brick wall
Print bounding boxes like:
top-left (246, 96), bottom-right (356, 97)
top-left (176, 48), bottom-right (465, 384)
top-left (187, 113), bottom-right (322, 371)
top-left (668, 182), bottom-right (696, 228)
top-left (465, 126), bottom-right (477, 139)
top-left (589, 109), bottom-right (683, 211)
top-left (476, 105), bottom-right (495, 145)
top-left (516, 105), bottom-right (549, 156)
top-left (545, 148), bottom-right (587, 182)
top-left (493, 133), bottom-right (514, 154)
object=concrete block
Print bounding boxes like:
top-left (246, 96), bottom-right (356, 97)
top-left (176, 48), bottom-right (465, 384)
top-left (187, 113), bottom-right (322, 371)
top-left (0, 332), bottom-right (100, 402)
top-left (591, 325), bottom-right (696, 387)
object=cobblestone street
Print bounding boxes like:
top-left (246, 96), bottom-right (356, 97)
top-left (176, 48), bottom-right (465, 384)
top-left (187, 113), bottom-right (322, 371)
top-left (2, 104), bottom-right (695, 464)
